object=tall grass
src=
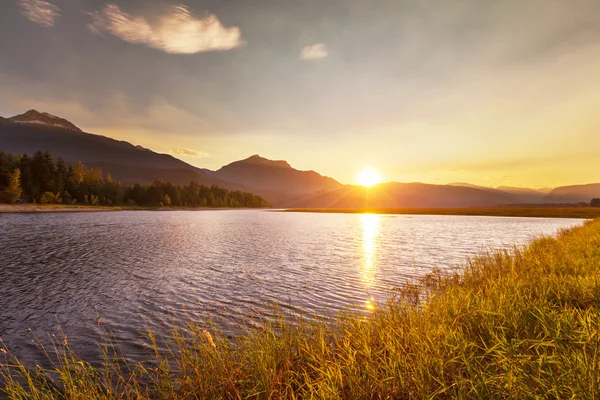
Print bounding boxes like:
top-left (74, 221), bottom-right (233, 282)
top-left (2, 219), bottom-right (600, 399)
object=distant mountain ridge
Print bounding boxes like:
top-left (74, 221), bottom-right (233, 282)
top-left (448, 183), bottom-right (553, 204)
top-left (8, 110), bottom-right (82, 131)
top-left (214, 154), bottom-right (342, 204)
top-left (544, 184), bottom-right (600, 203)
top-left (235, 154), bottom-right (292, 169)
top-left (284, 182), bottom-right (518, 208)
top-left (0, 112), bottom-right (238, 189)
top-left (2, 109), bottom-right (600, 208)
top-left (497, 186), bottom-right (551, 195)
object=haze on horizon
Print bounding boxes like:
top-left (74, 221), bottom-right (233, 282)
top-left (1, 0), bottom-right (600, 188)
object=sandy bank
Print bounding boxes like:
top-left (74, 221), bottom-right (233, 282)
top-left (0, 204), bottom-right (117, 213)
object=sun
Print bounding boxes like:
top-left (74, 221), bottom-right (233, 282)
top-left (356, 168), bottom-right (382, 187)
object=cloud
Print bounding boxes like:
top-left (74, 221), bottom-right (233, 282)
top-left (299, 43), bottom-right (328, 60)
top-left (168, 148), bottom-right (209, 158)
top-left (88, 4), bottom-right (243, 54)
top-left (18, 0), bottom-right (60, 28)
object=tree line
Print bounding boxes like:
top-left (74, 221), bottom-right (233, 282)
top-left (0, 151), bottom-right (270, 208)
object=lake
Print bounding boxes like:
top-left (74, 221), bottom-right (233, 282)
top-left (0, 210), bottom-right (584, 367)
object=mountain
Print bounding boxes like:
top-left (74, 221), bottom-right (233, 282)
top-left (448, 183), bottom-right (555, 204)
top-left (283, 182), bottom-right (518, 208)
top-left (3, 109), bottom-right (598, 208)
top-left (8, 110), bottom-right (82, 131)
top-left (497, 186), bottom-right (549, 194)
top-left (495, 186), bottom-right (549, 203)
top-left (448, 182), bottom-right (493, 190)
top-left (0, 113), bottom-right (238, 188)
top-left (537, 187), bottom-right (554, 195)
top-left (214, 154), bottom-right (342, 204)
top-left (544, 184), bottom-right (600, 203)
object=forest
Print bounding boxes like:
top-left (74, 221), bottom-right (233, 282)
top-left (0, 151), bottom-right (270, 208)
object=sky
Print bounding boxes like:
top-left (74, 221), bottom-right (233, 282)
top-left (1, 0), bottom-right (600, 188)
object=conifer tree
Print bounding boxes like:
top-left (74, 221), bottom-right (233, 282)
top-left (5, 169), bottom-right (22, 204)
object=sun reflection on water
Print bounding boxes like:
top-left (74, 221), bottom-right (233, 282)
top-left (360, 214), bottom-right (380, 310)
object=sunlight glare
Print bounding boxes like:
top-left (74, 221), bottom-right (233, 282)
top-left (356, 168), bottom-right (382, 187)
top-left (360, 213), bottom-right (380, 293)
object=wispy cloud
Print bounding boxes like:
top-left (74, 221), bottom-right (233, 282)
top-left (168, 148), bottom-right (209, 158)
top-left (88, 4), bottom-right (244, 54)
top-left (18, 0), bottom-right (60, 28)
top-left (299, 43), bottom-right (328, 60)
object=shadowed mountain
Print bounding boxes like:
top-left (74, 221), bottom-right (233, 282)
top-left (9, 110), bottom-right (82, 132)
top-left (0, 114), bottom-right (238, 188)
top-left (536, 187), bottom-right (554, 195)
top-left (448, 182), bottom-right (492, 190)
top-left (496, 186), bottom-right (549, 203)
top-left (544, 184), bottom-right (600, 203)
top-left (214, 155), bottom-right (342, 204)
top-left (448, 182), bottom-right (512, 195)
top-left (449, 183), bottom-right (551, 204)
top-left (282, 182), bottom-right (518, 208)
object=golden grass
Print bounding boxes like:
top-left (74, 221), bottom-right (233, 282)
top-left (282, 207), bottom-right (600, 218)
top-left (2, 219), bottom-right (600, 398)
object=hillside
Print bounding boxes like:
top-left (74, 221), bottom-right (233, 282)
top-left (282, 182), bottom-right (518, 208)
top-left (9, 110), bottom-right (82, 132)
top-left (496, 186), bottom-right (548, 203)
top-left (0, 113), bottom-right (237, 188)
top-left (448, 183), bottom-right (550, 203)
top-left (544, 183), bottom-right (600, 203)
top-left (214, 155), bottom-right (342, 204)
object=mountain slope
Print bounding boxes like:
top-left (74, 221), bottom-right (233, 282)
top-left (448, 182), bottom-right (494, 190)
top-left (282, 182), bottom-right (518, 208)
top-left (0, 116), bottom-right (237, 188)
top-left (8, 110), bottom-right (82, 131)
top-left (544, 183), bottom-right (600, 203)
top-left (495, 186), bottom-right (549, 203)
top-left (214, 155), bottom-right (342, 204)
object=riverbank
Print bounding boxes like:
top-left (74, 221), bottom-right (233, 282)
top-left (3, 204), bottom-right (597, 218)
top-left (283, 206), bottom-right (600, 218)
top-left (0, 204), bottom-right (123, 213)
top-left (2, 219), bottom-right (599, 398)
top-left (0, 204), bottom-right (269, 213)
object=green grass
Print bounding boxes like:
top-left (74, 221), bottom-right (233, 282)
top-left (282, 207), bottom-right (600, 219)
top-left (2, 220), bottom-right (600, 398)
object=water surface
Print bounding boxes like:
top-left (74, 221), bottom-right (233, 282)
top-left (0, 210), bottom-right (583, 366)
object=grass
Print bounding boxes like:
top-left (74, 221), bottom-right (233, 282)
top-left (282, 207), bottom-right (600, 219)
top-left (2, 219), bottom-right (600, 398)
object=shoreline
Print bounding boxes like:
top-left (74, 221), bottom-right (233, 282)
top-left (0, 204), bottom-right (270, 213)
top-left (280, 206), bottom-right (600, 219)
top-left (2, 204), bottom-right (599, 218)
top-left (0, 204), bottom-right (118, 213)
